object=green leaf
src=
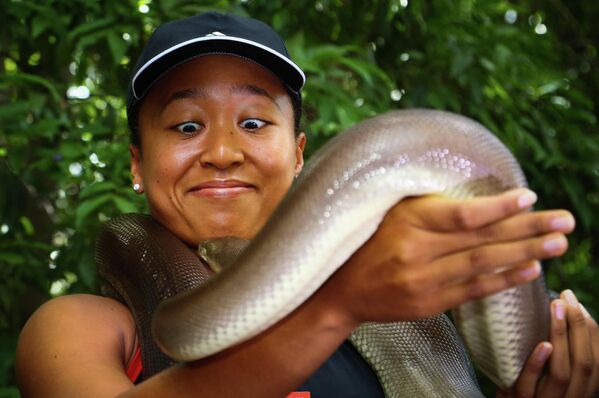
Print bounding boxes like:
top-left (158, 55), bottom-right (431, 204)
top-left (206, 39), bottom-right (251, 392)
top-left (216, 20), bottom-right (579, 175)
top-left (0, 73), bottom-right (61, 103)
top-left (0, 102), bottom-right (32, 121)
top-left (31, 15), bottom-right (49, 39)
top-left (0, 253), bottom-right (25, 265)
top-left (75, 193), bottom-right (113, 228)
top-left (19, 216), bottom-right (35, 236)
top-left (107, 32), bottom-right (127, 64)
top-left (479, 57), bottom-right (495, 72)
top-left (77, 251), bottom-right (96, 288)
top-left (536, 80), bottom-right (564, 97)
top-left (112, 196), bottom-right (137, 213)
top-left (560, 176), bottom-right (593, 232)
top-left (79, 181), bottom-right (119, 200)
top-left (450, 51), bottom-right (474, 78)
top-left (0, 386), bottom-right (20, 398)
top-left (59, 141), bottom-right (83, 159)
top-left (67, 17), bottom-right (116, 42)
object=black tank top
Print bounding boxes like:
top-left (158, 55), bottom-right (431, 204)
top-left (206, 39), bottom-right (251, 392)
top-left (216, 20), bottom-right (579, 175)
top-left (297, 340), bottom-right (385, 397)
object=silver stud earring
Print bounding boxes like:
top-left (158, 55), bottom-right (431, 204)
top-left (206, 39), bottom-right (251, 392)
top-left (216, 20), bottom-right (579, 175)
top-left (133, 183), bottom-right (141, 192)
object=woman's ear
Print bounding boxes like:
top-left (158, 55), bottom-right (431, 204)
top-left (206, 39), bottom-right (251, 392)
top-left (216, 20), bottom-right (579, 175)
top-left (130, 144), bottom-right (144, 193)
top-left (294, 132), bottom-right (306, 176)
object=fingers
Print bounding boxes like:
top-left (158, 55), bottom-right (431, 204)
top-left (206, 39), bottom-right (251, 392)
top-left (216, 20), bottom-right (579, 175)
top-left (433, 261), bottom-right (541, 311)
top-left (540, 299), bottom-right (572, 397)
top-left (403, 188), bottom-right (538, 232)
top-left (511, 341), bottom-right (553, 398)
top-left (425, 232), bottom-right (567, 287)
top-left (505, 292), bottom-right (598, 398)
top-left (436, 209), bottom-right (575, 255)
top-left (503, 293), bottom-right (598, 398)
top-left (559, 291), bottom-right (594, 398)
top-left (581, 304), bottom-right (599, 397)
top-left (394, 189), bottom-right (574, 264)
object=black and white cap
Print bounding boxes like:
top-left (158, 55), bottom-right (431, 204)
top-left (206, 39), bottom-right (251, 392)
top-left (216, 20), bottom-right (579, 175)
top-left (126, 11), bottom-right (305, 117)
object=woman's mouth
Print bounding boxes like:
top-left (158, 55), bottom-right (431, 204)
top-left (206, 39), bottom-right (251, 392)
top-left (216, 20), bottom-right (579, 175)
top-left (189, 180), bottom-right (255, 198)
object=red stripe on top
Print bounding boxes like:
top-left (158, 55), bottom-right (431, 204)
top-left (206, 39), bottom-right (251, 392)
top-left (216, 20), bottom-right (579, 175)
top-left (126, 345), bottom-right (143, 383)
top-left (286, 392), bottom-right (310, 398)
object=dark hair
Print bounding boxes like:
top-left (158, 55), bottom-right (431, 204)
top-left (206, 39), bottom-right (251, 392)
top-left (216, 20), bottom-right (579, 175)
top-left (128, 87), bottom-right (303, 147)
top-left (286, 87), bottom-right (303, 135)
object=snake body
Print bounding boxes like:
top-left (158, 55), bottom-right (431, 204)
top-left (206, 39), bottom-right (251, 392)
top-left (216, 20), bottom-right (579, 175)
top-left (97, 109), bottom-right (550, 396)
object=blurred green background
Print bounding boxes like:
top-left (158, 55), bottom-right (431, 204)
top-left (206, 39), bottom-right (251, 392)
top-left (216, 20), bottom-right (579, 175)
top-left (1, 0), bottom-right (597, 396)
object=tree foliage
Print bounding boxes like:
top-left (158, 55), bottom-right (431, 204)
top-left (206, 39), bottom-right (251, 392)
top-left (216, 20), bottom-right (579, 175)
top-left (1, 0), bottom-right (597, 395)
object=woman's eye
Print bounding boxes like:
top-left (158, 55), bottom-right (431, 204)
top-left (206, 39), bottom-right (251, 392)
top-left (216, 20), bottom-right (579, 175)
top-left (240, 118), bottom-right (267, 130)
top-left (175, 121), bottom-right (201, 134)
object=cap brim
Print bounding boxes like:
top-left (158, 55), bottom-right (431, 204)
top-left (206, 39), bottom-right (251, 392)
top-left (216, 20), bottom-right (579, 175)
top-left (131, 36), bottom-right (305, 99)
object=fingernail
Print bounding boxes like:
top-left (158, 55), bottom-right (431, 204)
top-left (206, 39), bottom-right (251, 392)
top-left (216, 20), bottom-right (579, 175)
top-left (536, 342), bottom-right (552, 361)
top-left (543, 235), bottom-right (567, 253)
top-left (554, 301), bottom-right (565, 320)
top-left (518, 190), bottom-right (537, 209)
top-left (563, 289), bottom-right (578, 306)
top-left (579, 303), bottom-right (591, 319)
top-left (550, 216), bottom-right (575, 231)
top-left (520, 261), bottom-right (541, 279)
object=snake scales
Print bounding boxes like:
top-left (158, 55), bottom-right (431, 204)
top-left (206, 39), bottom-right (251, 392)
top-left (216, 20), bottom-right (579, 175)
top-left (96, 109), bottom-right (551, 397)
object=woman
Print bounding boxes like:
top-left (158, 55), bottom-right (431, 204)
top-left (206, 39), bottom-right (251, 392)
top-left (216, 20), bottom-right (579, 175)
top-left (16, 12), bottom-right (599, 398)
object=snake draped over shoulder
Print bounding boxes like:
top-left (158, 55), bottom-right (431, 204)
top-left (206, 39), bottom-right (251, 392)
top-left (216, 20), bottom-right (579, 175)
top-left (96, 109), bottom-right (551, 397)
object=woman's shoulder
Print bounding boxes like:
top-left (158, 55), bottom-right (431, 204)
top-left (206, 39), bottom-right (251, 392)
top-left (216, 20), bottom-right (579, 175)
top-left (19, 293), bottom-right (136, 338)
top-left (16, 294), bottom-right (138, 397)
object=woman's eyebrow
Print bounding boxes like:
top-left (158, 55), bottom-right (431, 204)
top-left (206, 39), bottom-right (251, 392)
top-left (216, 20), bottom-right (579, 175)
top-left (161, 88), bottom-right (207, 112)
top-left (231, 84), bottom-right (281, 110)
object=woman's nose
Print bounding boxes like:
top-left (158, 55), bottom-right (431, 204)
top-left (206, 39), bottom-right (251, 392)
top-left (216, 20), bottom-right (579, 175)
top-left (198, 124), bottom-right (245, 169)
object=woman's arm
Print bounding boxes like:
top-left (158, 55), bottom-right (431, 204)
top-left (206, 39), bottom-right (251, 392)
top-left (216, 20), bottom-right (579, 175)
top-left (16, 291), bottom-right (354, 398)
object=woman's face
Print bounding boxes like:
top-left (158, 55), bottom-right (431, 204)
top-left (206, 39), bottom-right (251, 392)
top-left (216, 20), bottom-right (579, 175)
top-left (131, 55), bottom-right (305, 246)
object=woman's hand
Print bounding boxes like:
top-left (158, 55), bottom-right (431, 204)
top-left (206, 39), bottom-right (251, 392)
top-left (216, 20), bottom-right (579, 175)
top-left (497, 290), bottom-right (599, 398)
top-left (316, 188), bottom-right (575, 327)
